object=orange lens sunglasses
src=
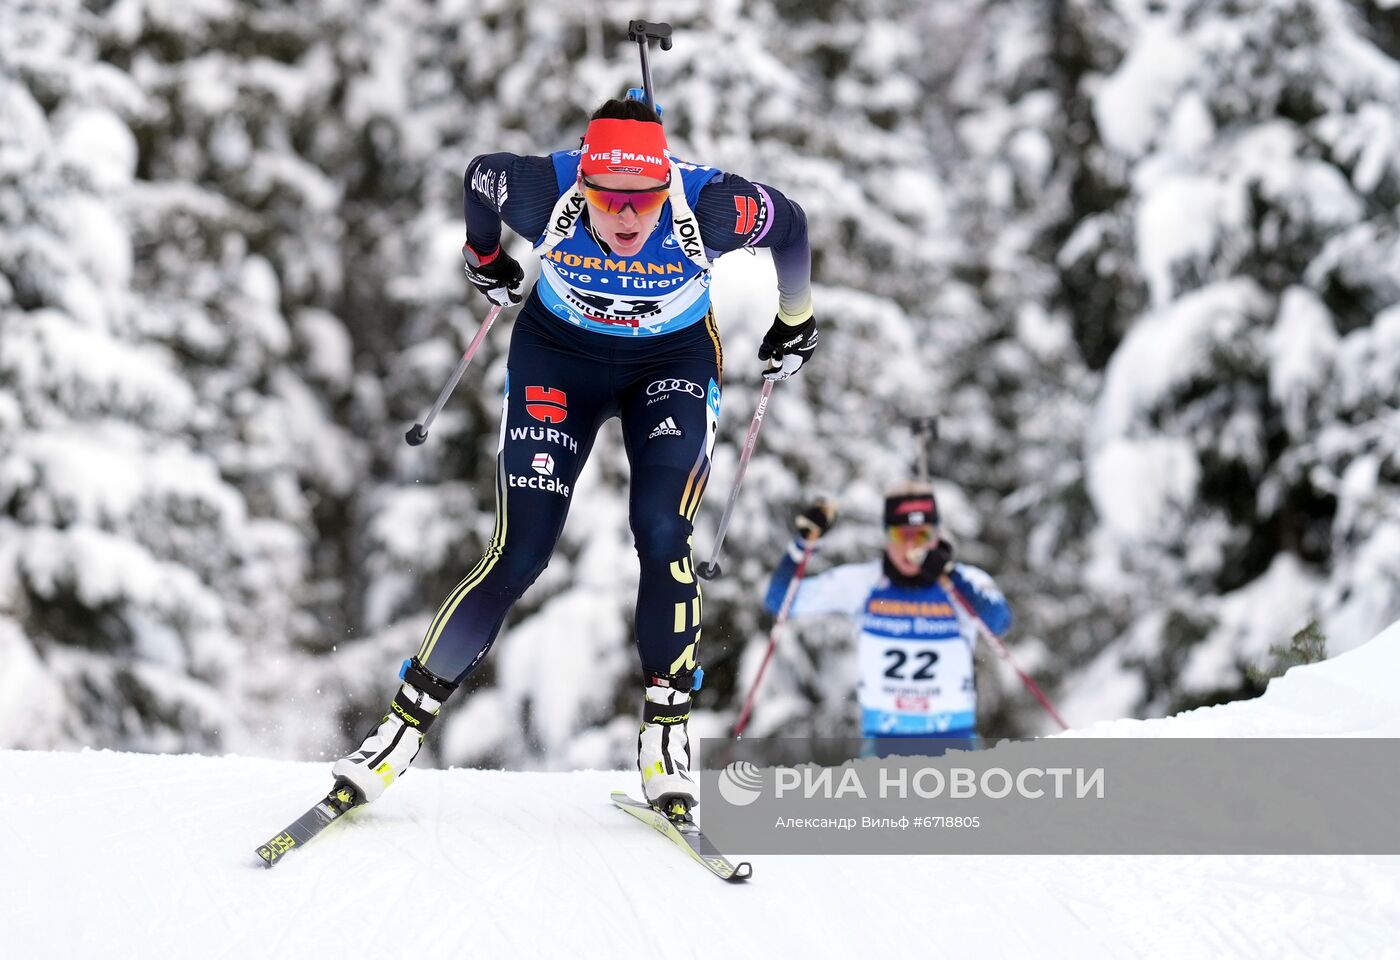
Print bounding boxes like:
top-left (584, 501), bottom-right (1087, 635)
top-left (888, 525), bottom-right (937, 548)
top-left (580, 177), bottom-right (670, 216)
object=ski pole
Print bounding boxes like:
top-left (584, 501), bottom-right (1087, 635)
top-left (405, 304), bottom-right (503, 446)
top-left (732, 538), bottom-right (816, 738)
top-left (941, 576), bottom-right (1070, 731)
top-left (909, 415), bottom-right (938, 483)
top-left (696, 378), bottom-right (775, 580)
top-left (627, 20), bottom-right (673, 116)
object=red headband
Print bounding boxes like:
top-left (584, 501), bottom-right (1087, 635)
top-left (579, 119), bottom-right (670, 182)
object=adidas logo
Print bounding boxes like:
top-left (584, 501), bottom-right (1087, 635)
top-left (648, 417), bottom-right (683, 440)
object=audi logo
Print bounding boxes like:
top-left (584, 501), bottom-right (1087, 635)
top-left (646, 378), bottom-right (704, 398)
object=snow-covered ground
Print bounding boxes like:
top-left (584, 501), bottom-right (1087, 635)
top-left (6, 620), bottom-right (1400, 960)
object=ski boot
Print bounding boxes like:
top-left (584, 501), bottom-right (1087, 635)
top-left (331, 657), bottom-right (457, 803)
top-left (638, 669), bottom-right (701, 820)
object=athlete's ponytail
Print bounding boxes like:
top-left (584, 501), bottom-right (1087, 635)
top-left (589, 97), bottom-right (661, 124)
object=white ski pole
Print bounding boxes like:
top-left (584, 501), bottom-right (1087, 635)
top-left (697, 378), bottom-right (775, 580)
top-left (405, 304), bottom-right (503, 446)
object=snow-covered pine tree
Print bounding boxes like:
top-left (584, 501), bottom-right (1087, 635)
top-left (1062, 0), bottom-right (1400, 720)
top-left (1, 0), bottom-right (363, 754)
top-left (925, 0), bottom-right (1117, 736)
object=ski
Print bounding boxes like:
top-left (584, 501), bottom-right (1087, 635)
top-left (254, 782), bottom-right (362, 868)
top-left (610, 791), bottom-right (752, 882)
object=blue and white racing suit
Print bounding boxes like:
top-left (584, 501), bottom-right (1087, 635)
top-left (765, 537), bottom-right (1012, 741)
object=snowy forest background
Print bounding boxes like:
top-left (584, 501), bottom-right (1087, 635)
top-left (4, 0), bottom-right (1400, 772)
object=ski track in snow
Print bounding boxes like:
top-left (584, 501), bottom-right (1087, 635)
top-left (9, 624), bottom-right (1400, 958)
top-left (2, 749), bottom-right (1399, 960)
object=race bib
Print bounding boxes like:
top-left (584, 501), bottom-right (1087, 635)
top-left (858, 635), bottom-right (975, 734)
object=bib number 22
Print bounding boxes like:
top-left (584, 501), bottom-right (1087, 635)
top-left (883, 649), bottom-right (938, 681)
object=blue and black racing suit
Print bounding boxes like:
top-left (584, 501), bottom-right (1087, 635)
top-left (416, 150), bottom-right (813, 690)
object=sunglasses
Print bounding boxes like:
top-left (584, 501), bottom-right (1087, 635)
top-left (887, 525), bottom-right (937, 548)
top-left (580, 177), bottom-right (671, 216)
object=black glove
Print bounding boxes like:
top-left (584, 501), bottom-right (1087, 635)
top-left (794, 499), bottom-right (837, 541)
top-left (758, 315), bottom-right (819, 381)
top-left (921, 537), bottom-right (956, 579)
top-left (463, 244), bottom-right (524, 306)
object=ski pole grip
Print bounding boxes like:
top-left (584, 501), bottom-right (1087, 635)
top-left (405, 424), bottom-right (429, 446)
top-left (908, 415), bottom-right (939, 483)
top-left (909, 415), bottom-right (939, 441)
top-left (628, 20), bottom-right (673, 116)
top-left (628, 20), bottom-right (673, 49)
top-left (696, 561), bottom-right (721, 581)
